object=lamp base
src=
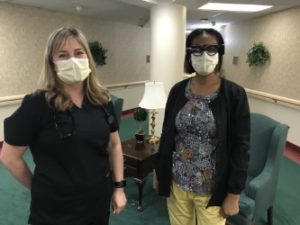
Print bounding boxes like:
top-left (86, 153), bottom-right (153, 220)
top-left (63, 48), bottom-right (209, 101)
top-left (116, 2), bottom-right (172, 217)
top-left (147, 135), bottom-right (159, 144)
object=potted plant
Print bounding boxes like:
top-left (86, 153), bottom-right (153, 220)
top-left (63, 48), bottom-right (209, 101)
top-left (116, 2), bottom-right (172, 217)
top-left (246, 42), bottom-right (270, 67)
top-left (133, 107), bottom-right (148, 143)
top-left (88, 41), bottom-right (107, 66)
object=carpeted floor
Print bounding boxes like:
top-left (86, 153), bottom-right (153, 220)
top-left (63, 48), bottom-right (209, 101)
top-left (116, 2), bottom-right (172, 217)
top-left (0, 115), bottom-right (300, 225)
top-left (110, 175), bottom-right (170, 225)
top-left (258, 157), bottom-right (300, 225)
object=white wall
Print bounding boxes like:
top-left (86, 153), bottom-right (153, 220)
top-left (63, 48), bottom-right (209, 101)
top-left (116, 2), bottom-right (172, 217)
top-left (110, 85), bottom-right (145, 111)
top-left (248, 95), bottom-right (300, 146)
top-left (221, 5), bottom-right (300, 147)
top-left (0, 2), bottom-right (150, 97)
top-left (2, 3), bottom-right (299, 146)
top-left (2, 89), bottom-right (299, 147)
top-left (223, 6), bottom-right (300, 100)
top-left (0, 84), bottom-right (147, 141)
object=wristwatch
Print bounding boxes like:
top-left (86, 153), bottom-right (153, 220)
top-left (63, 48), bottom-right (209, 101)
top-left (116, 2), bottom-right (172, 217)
top-left (114, 180), bottom-right (126, 188)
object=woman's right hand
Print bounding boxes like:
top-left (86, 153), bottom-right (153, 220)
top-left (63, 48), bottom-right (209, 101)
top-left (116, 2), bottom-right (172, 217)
top-left (220, 193), bottom-right (240, 218)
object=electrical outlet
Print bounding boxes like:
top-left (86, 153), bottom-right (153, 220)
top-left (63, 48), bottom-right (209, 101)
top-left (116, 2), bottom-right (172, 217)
top-left (146, 55), bottom-right (150, 63)
top-left (233, 56), bottom-right (239, 65)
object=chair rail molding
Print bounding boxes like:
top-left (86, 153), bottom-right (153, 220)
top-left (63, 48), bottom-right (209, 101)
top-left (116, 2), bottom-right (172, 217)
top-left (245, 88), bottom-right (300, 109)
top-left (0, 80), bottom-right (150, 105)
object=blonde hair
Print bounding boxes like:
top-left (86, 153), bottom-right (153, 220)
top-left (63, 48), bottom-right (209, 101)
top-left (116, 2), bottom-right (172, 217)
top-left (40, 26), bottom-right (109, 111)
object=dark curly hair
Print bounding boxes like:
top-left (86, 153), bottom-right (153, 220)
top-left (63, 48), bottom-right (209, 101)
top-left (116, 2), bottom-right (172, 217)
top-left (184, 28), bottom-right (225, 74)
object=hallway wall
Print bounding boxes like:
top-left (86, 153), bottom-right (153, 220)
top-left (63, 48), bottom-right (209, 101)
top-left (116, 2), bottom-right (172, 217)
top-left (223, 6), bottom-right (300, 100)
top-left (0, 2), bottom-right (150, 97)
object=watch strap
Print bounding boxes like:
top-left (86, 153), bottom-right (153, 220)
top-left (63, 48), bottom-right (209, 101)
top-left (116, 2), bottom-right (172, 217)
top-left (114, 180), bottom-right (126, 188)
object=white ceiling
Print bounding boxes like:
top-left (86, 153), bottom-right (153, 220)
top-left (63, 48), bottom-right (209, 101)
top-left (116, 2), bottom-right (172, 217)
top-left (3, 0), bottom-right (300, 29)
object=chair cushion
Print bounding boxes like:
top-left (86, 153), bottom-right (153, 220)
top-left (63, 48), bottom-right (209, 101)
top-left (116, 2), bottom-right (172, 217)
top-left (248, 114), bottom-right (277, 177)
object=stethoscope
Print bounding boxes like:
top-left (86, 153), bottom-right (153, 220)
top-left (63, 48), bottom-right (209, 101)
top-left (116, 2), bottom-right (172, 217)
top-left (52, 104), bottom-right (114, 140)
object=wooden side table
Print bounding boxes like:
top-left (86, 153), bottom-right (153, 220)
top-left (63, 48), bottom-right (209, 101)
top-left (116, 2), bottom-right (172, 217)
top-left (122, 138), bottom-right (159, 211)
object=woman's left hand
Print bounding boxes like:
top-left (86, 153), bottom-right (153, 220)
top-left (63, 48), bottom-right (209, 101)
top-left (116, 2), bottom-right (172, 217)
top-left (111, 188), bottom-right (127, 214)
top-left (220, 193), bottom-right (240, 218)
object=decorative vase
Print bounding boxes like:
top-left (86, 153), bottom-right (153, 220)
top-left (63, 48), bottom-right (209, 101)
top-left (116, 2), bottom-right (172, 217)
top-left (135, 133), bottom-right (145, 143)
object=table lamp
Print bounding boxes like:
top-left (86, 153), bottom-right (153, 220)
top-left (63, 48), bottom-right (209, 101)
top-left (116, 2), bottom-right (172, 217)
top-left (139, 81), bottom-right (167, 144)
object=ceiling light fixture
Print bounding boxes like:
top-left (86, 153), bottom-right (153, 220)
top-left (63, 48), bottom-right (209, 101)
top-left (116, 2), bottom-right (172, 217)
top-left (75, 5), bottom-right (83, 12)
top-left (198, 3), bottom-right (273, 12)
top-left (142, 0), bottom-right (157, 4)
top-left (189, 22), bottom-right (228, 32)
top-left (200, 18), bottom-right (209, 23)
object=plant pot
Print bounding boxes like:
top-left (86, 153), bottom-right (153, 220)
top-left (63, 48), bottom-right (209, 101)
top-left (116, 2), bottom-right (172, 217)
top-left (135, 133), bottom-right (145, 144)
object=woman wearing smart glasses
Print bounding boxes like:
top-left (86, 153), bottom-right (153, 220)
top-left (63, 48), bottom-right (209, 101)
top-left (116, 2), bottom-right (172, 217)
top-left (155, 28), bottom-right (250, 225)
top-left (0, 27), bottom-right (126, 225)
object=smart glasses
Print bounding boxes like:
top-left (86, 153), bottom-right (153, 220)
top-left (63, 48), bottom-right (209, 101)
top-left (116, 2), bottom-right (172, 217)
top-left (186, 45), bottom-right (221, 56)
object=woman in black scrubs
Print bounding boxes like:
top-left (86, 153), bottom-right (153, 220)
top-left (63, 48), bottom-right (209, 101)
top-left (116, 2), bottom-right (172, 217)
top-left (0, 27), bottom-right (126, 225)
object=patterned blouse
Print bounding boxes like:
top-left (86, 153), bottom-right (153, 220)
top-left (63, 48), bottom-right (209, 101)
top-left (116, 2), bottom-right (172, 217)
top-left (172, 79), bottom-right (218, 194)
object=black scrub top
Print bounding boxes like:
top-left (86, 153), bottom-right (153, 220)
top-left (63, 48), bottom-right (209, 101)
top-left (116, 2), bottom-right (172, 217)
top-left (4, 91), bottom-right (119, 225)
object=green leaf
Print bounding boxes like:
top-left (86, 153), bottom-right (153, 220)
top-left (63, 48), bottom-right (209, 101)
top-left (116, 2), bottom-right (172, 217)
top-left (133, 107), bottom-right (148, 122)
top-left (88, 41), bottom-right (107, 66)
top-left (246, 42), bottom-right (270, 67)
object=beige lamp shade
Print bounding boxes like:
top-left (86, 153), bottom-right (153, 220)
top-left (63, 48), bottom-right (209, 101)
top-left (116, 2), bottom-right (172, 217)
top-left (139, 81), bottom-right (167, 109)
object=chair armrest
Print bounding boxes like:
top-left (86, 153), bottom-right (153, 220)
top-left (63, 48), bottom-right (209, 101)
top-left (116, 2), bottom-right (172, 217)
top-left (244, 166), bottom-right (275, 220)
top-left (242, 117), bottom-right (288, 221)
top-left (245, 166), bottom-right (273, 200)
top-left (246, 123), bottom-right (288, 201)
top-left (110, 95), bottom-right (124, 126)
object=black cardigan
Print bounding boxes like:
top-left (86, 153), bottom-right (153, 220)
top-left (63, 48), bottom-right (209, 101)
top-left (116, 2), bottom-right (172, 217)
top-left (155, 77), bottom-right (250, 207)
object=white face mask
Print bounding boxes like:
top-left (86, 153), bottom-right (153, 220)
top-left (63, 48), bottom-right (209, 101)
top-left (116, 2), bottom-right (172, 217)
top-left (191, 52), bottom-right (219, 76)
top-left (55, 57), bottom-right (91, 83)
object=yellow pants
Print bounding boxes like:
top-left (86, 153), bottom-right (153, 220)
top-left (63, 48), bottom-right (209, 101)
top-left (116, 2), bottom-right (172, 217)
top-left (167, 181), bottom-right (226, 225)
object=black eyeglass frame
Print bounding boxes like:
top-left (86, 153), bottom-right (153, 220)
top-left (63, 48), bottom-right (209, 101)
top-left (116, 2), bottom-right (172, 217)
top-left (186, 44), bottom-right (224, 56)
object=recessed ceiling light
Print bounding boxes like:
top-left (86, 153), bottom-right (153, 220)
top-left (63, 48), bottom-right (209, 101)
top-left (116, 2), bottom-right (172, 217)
top-left (200, 18), bottom-right (209, 23)
top-left (198, 3), bottom-right (273, 12)
top-left (142, 0), bottom-right (157, 4)
top-left (75, 5), bottom-right (83, 12)
top-left (189, 22), bottom-right (229, 32)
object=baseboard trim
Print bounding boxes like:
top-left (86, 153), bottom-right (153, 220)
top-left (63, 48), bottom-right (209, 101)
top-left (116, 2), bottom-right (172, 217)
top-left (121, 108), bottom-right (138, 119)
top-left (122, 108), bottom-right (137, 116)
top-left (286, 141), bottom-right (300, 154)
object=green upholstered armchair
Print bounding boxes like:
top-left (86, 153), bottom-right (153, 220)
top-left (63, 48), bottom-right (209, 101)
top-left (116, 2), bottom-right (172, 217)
top-left (228, 113), bottom-right (289, 225)
top-left (110, 94), bottom-right (124, 126)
